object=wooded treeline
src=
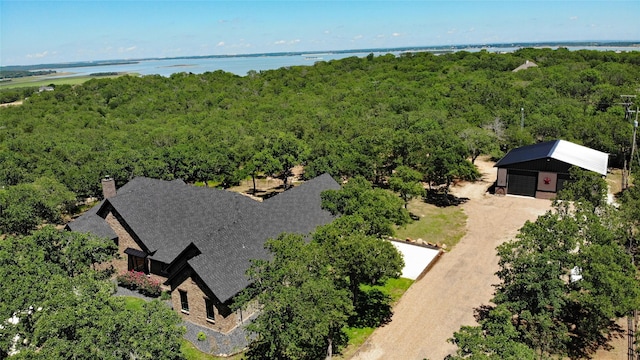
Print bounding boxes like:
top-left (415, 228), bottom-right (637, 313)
top-left (0, 70), bottom-right (56, 79)
top-left (1, 47), bottom-right (639, 203)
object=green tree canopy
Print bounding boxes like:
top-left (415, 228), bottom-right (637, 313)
top-left (554, 166), bottom-right (608, 209)
top-left (238, 234), bottom-right (353, 360)
top-left (321, 176), bottom-right (410, 237)
top-left (314, 227), bottom-right (404, 305)
top-left (0, 177), bottom-right (75, 235)
top-left (389, 165), bottom-right (425, 208)
top-left (0, 227), bottom-right (184, 359)
top-left (459, 127), bottom-right (499, 164)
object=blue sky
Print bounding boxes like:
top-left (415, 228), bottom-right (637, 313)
top-left (1, 1), bottom-right (639, 66)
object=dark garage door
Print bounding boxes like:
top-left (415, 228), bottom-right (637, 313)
top-left (507, 170), bottom-right (537, 197)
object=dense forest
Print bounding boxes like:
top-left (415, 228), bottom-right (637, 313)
top-left (1, 48), bottom-right (640, 358)
top-left (1, 48), bottom-right (639, 199)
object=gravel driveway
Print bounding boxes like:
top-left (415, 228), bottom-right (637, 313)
top-left (351, 160), bottom-right (551, 360)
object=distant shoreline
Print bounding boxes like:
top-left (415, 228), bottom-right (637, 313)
top-left (2, 40), bottom-right (638, 71)
top-left (161, 64), bottom-right (197, 68)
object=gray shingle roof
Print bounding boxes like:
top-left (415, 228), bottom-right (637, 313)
top-left (68, 173), bottom-right (340, 303)
top-left (189, 173), bottom-right (340, 302)
top-left (105, 177), bottom-right (258, 263)
top-left (65, 200), bottom-right (117, 240)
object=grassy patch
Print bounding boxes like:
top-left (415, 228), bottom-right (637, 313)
top-left (194, 180), bottom-right (221, 188)
top-left (0, 73), bottom-right (130, 90)
top-left (181, 340), bottom-right (244, 360)
top-left (122, 296), bottom-right (146, 312)
top-left (606, 168), bottom-right (628, 195)
top-left (380, 277), bottom-right (413, 304)
top-left (336, 277), bottom-right (414, 359)
top-left (336, 327), bottom-right (375, 359)
top-left (395, 198), bottom-right (467, 249)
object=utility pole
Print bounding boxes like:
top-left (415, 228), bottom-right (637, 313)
top-left (621, 97), bottom-right (639, 360)
top-left (630, 108), bottom-right (638, 176)
top-left (520, 107), bottom-right (524, 130)
top-left (621, 95), bottom-right (637, 121)
top-left (620, 96), bottom-right (637, 190)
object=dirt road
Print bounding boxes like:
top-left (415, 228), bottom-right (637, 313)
top-left (351, 160), bottom-right (551, 360)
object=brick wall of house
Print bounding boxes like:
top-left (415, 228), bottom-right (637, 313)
top-left (171, 275), bottom-right (239, 333)
top-left (105, 211), bottom-right (142, 275)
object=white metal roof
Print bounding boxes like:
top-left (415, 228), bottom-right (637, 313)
top-left (551, 140), bottom-right (609, 176)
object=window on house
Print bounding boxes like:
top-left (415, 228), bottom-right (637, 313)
top-left (179, 290), bottom-right (189, 313)
top-left (125, 248), bottom-right (148, 274)
top-left (129, 256), bottom-right (146, 272)
top-left (205, 298), bottom-right (215, 322)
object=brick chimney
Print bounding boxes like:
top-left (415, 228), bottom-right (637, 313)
top-left (101, 176), bottom-right (117, 199)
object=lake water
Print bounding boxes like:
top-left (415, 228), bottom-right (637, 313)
top-left (45, 45), bottom-right (639, 78)
top-left (46, 51), bottom-right (390, 78)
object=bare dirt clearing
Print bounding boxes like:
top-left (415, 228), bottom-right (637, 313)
top-left (0, 100), bottom-right (23, 107)
top-left (350, 158), bottom-right (552, 360)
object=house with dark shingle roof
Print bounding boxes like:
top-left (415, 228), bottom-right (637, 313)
top-left (66, 173), bottom-right (340, 333)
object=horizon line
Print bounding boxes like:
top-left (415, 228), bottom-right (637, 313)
top-left (2, 40), bottom-right (639, 69)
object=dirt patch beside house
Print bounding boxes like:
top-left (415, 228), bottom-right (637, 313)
top-left (350, 158), bottom-right (552, 360)
top-left (226, 165), bottom-right (306, 201)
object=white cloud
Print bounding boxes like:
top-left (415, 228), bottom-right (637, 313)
top-left (570, 16), bottom-right (578, 21)
top-left (447, 28), bottom-right (457, 34)
top-left (27, 51), bottom-right (48, 59)
top-left (217, 41), bottom-right (225, 47)
top-left (274, 39), bottom-right (300, 45)
top-left (118, 46), bottom-right (137, 53)
top-left (392, 32), bottom-right (401, 37)
top-left (324, 30), bottom-right (330, 34)
top-left (354, 34), bottom-right (363, 40)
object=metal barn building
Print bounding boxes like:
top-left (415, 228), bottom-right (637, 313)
top-left (494, 140), bottom-right (609, 199)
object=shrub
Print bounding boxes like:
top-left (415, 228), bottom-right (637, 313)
top-left (140, 277), bottom-right (161, 297)
top-left (116, 270), bottom-right (161, 297)
top-left (197, 331), bottom-right (206, 341)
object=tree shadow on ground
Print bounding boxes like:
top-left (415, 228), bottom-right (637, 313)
top-left (245, 185), bottom-right (288, 200)
top-left (424, 189), bottom-right (469, 207)
top-left (349, 288), bottom-right (393, 328)
top-left (473, 304), bottom-right (494, 322)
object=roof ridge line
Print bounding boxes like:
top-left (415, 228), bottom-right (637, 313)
top-left (548, 139), bottom-right (562, 157)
